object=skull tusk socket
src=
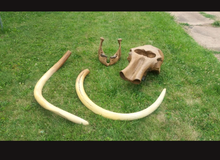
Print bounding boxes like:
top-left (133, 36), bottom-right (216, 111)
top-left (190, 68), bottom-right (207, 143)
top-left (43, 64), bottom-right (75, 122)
top-left (76, 69), bottom-right (166, 121)
top-left (34, 50), bottom-right (89, 125)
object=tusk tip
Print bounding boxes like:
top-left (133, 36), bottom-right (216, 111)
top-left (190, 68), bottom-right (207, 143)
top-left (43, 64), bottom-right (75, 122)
top-left (80, 120), bottom-right (89, 125)
top-left (84, 69), bottom-right (90, 74)
top-left (162, 88), bottom-right (166, 94)
top-left (65, 50), bottom-right (72, 54)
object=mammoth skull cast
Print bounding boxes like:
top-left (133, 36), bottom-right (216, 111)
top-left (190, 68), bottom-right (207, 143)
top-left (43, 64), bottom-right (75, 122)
top-left (120, 45), bottom-right (164, 84)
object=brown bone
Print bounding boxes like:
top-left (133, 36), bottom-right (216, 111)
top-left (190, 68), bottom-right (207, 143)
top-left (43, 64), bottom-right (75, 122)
top-left (98, 37), bottom-right (122, 66)
top-left (120, 45), bottom-right (164, 84)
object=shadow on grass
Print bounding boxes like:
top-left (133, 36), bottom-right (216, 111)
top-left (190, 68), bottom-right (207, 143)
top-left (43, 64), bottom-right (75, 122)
top-left (0, 28), bottom-right (11, 35)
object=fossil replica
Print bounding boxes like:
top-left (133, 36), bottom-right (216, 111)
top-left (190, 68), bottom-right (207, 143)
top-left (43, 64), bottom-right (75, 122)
top-left (76, 69), bottom-right (166, 120)
top-left (98, 37), bottom-right (122, 66)
top-left (120, 45), bottom-right (164, 84)
top-left (34, 50), bottom-right (89, 125)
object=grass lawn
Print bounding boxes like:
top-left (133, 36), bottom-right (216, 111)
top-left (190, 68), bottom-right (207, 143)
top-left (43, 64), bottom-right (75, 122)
top-left (0, 12), bottom-right (220, 140)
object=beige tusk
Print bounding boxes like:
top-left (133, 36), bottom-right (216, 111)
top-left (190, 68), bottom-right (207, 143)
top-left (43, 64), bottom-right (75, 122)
top-left (76, 69), bottom-right (166, 120)
top-left (34, 51), bottom-right (89, 125)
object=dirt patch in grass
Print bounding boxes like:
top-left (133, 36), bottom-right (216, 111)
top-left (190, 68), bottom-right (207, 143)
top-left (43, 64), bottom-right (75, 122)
top-left (214, 54), bottom-right (220, 61)
top-left (165, 118), bottom-right (200, 140)
top-left (185, 97), bottom-right (201, 106)
top-left (156, 112), bottom-right (166, 123)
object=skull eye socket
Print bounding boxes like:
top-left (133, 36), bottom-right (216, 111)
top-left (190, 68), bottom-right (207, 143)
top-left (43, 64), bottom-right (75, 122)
top-left (134, 49), bottom-right (156, 58)
top-left (157, 57), bottom-right (162, 61)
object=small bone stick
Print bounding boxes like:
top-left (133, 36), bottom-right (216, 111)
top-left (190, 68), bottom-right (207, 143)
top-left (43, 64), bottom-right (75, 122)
top-left (34, 50), bottom-right (89, 125)
top-left (98, 37), bottom-right (109, 66)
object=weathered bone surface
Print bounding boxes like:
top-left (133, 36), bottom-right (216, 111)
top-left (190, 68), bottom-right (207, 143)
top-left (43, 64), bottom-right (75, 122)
top-left (98, 37), bottom-right (122, 66)
top-left (120, 45), bottom-right (164, 84)
top-left (34, 50), bottom-right (89, 125)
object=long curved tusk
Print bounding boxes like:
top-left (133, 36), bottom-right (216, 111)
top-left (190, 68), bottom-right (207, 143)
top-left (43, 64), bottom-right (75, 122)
top-left (34, 51), bottom-right (89, 125)
top-left (76, 69), bottom-right (166, 120)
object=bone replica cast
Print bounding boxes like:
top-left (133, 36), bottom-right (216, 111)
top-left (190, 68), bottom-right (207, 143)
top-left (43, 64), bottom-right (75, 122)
top-left (34, 50), bottom-right (89, 125)
top-left (120, 45), bottom-right (164, 84)
top-left (98, 37), bottom-right (122, 66)
top-left (76, 69), bottom-right (166, 120)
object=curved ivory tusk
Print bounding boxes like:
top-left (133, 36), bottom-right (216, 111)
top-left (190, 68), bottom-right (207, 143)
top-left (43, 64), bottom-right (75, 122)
top-left (76, 69), bottom-right (166, 120)
top-left (34, 50), bottom-right (89, 125)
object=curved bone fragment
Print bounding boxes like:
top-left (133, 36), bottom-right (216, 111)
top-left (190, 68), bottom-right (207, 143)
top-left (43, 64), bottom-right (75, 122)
top-left (76, 69), bottom-right (166, 120)
top-left (98, 37), bottom-right (122, 66)
top-left (34, 50), bottom-right (89, 125)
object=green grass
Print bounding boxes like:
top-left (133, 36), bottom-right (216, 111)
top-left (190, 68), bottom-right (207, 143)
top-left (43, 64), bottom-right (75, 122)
top-left (200, 12), bottom-right (216, 20)
top-left (0, 16), bottom-right (3, 30)
top-left (212, 21), bottom-right (220, 27)
top-left (1, 12), bottom-right (220, 140)
top-left (199, 12), bottom-right (220, 27)
top-left (180, 23), bottom-right (190, 26)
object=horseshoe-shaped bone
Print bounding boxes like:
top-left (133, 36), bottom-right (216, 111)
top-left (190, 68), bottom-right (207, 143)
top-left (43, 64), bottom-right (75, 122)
top-left (76, 69), bottom-right (166, 120)
top-left (34, 50), bottom-right (89, 125)
top-left (98, 37), bottom-right (122, 66)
